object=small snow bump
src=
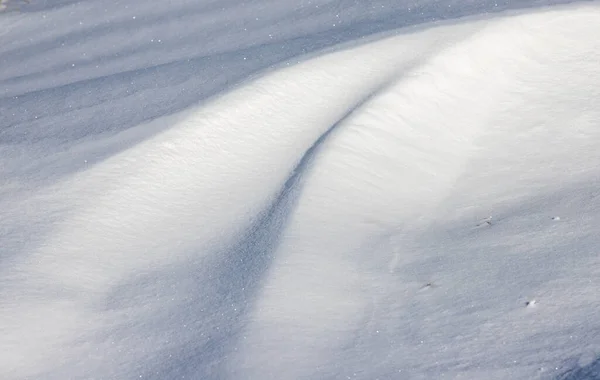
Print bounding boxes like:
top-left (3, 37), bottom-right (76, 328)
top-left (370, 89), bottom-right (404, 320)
top-left (476, 216), bottom-right (493, 227)
top-left (418, 282), bottom-right (437, 292)
top-left (525, 299), bottom-right (537, 308)
top-left (552, 216), bottom-right (561, 221)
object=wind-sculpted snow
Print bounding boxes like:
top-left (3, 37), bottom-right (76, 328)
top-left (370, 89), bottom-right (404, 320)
top-left (1, 2), bottom-right (600, 380)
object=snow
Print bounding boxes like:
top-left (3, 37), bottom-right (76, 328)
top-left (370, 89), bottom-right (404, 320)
top-left (1, 1), bottom-right (600, 379)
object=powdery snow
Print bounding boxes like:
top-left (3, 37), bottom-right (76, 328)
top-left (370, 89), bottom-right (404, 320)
top-left (1, 1), bottom-right (600, 379)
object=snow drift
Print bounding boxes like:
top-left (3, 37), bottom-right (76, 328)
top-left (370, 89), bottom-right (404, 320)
top-left (1, 2), bottom-right (600, 380)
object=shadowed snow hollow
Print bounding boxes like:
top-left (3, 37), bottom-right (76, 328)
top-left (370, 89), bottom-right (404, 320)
top-left (1, 3), bottom-right (600, 380)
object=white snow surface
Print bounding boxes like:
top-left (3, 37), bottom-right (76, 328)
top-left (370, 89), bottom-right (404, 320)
top-left (2, 1), bottom-right (600, 379)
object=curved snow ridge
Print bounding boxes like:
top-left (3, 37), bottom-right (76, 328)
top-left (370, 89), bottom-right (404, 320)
top-left (1, 14), bottom-right (470, 379)
top-left (2, 3), bottom-right (600, 379)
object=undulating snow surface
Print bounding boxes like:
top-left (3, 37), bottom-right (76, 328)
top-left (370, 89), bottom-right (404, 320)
top-left (1, 1), bottom-right (600, 379)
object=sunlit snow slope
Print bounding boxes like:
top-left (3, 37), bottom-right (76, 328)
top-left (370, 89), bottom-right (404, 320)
top-left (1, 2), bottom-right (600, 380)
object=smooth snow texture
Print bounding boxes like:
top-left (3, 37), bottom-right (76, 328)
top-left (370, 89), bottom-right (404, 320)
top-left (1, 2), bottom-right (600, 380)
